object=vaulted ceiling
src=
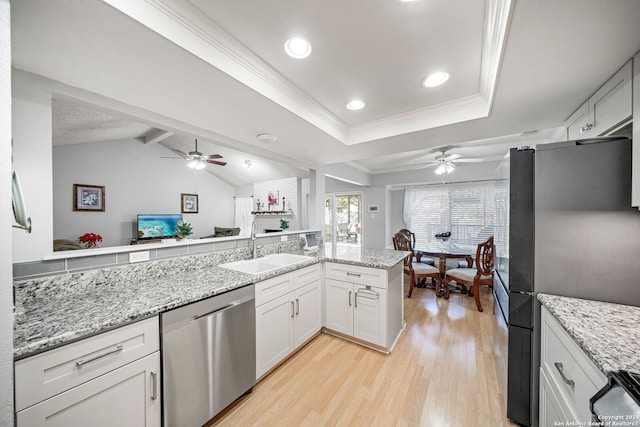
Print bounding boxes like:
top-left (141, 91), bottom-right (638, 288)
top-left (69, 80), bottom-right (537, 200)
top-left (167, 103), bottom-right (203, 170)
top-left (11, 0), bottom-right (640, 179)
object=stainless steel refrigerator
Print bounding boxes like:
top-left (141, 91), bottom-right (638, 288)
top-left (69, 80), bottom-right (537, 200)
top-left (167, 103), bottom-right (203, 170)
top-left (503, 136), bottom-right (640, 426)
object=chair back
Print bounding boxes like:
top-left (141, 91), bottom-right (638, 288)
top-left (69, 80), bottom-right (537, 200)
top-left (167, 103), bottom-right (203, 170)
top-left (393, 233), bottom-right (413, 267)
top-left (475, 236), bottom-right (495, 276)
top-left (397, 228), bottom-right (416, 249)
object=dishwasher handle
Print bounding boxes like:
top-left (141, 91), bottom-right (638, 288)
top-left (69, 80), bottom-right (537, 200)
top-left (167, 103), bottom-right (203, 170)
top-left (193, 302), bottom-right (239, 321)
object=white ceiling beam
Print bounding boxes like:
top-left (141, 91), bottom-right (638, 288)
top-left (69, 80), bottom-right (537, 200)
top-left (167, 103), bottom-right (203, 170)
top-left (144, 129), bottom-right (174, 144)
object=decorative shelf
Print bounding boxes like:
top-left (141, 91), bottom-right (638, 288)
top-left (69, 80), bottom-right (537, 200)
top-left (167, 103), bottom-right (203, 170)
top-left (252, 211), bottom-right (293, 216)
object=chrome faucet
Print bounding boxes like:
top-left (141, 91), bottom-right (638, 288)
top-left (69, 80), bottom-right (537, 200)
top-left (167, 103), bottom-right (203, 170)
top-left (251, 219), bottom-right (257, 259)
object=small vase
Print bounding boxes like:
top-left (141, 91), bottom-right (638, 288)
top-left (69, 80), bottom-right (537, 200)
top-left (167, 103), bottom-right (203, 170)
top-left (85, 241), bottom-right (97, 249)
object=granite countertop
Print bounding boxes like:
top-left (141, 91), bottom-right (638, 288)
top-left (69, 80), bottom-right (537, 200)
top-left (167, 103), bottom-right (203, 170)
top-left (538, 293), bottom-right (640, 375)
top-left (323, 248), bottom-right (409, 269)
top-left (14, 249), bottom-right (408, 359)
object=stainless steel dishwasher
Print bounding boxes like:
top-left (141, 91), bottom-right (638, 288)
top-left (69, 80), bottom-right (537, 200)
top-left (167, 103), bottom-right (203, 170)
top-left (161, 284), bottom-right (255, 427)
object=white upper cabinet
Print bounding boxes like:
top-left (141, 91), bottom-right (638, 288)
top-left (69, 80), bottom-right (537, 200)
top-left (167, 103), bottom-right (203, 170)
top-left (565, 60), bottom-right (633, 139)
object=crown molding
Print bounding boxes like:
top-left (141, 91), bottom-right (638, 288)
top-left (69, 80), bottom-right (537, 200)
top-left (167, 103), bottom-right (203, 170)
top-left (102, 0), bottom-right (512, 146)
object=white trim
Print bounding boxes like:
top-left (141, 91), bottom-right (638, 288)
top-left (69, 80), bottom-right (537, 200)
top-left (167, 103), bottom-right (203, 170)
top-left (102, 0), bottom-right (512, 146)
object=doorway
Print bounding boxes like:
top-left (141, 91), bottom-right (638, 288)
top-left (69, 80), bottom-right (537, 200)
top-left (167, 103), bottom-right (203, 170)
top-left (324, 193), bottom-right (362, 257)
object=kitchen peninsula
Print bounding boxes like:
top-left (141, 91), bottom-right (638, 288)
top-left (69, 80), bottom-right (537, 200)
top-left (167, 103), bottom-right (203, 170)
top-left (12, 243), bottom-right (408, 426)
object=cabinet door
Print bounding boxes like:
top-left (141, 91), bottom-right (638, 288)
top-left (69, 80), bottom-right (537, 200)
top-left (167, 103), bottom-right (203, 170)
top-left (256, 294), bottom-right (295, 379)
top-left (590, 60), bottom-right (632, 136)
top-left (566, 102), bottom-right (590, 140)
top-left (540, 368), bottom-right (571, 426)
top-left (325, 278), bottom-right (353, 335)
top-left (353, 286), bottom-right (387, 347)
top-left (17, 352), bottom-right (161, 427)
top-left (293, 281), bottom-right (321, 348)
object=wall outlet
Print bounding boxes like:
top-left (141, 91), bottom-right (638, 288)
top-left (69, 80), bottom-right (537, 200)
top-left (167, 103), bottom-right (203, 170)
top-left (129, 251), bottom-right (149, 263)
top-left (280, 235), bottom-right (288, 242)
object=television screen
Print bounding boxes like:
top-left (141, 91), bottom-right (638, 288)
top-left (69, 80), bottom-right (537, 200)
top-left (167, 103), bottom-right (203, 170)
top-left (137, 214), bottom-right (183, 240)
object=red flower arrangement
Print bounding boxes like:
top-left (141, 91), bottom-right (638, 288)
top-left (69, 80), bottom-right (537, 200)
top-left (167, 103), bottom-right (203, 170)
top-left (79, 232), bottom-right (103, 249)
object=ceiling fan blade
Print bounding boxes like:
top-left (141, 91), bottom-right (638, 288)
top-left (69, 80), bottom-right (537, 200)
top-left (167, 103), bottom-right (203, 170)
top-left (422, 162), bottom-right (440, 169)
top-left (204, 154), bottom-right (223, 160)
top-left (453, 158), bottom-right (485, 163)
top-left (444, 153), bottom-right (462, 161)
top-left (160, 156), bottom-right (183, 160)
top-left (207, 160), bottom-right (227, 166)
top-left (170, 149), bottom-right (187, 158)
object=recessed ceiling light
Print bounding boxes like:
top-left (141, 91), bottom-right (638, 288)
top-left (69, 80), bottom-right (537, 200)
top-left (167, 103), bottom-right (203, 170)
top-left (346, 100), bottom-right (365, 111)
top-left (399, 0), bottom-right (418, 3)
top-left (284, 37), bottom-right (312, 59)
top-left (422, 72), bottom-right (450, 88)
top-left (256, 133), bottom-right (277, 144)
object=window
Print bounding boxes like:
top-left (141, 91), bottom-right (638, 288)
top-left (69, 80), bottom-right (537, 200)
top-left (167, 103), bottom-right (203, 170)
top-left (404, 180), bottom-right (507, 254)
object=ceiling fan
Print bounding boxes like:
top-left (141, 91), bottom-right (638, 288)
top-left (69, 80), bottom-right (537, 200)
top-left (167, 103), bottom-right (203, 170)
top-left (425, 149), bottom-right (483, 175)
top-left (164, 139), bottom-right (227, 169)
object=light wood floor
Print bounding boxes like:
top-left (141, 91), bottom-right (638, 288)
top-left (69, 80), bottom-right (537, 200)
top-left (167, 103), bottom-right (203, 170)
top-left (211, 283), bottom-right (517, 427)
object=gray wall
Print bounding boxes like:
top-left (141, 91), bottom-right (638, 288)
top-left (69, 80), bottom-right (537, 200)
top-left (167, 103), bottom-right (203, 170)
top-left (1, 1), bottom-right (14, 425)
top-left (53, 139), bottom-right (236, 247)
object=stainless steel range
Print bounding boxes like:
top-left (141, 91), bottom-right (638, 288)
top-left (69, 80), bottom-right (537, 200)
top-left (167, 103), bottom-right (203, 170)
top-left (591, 371), bottom-right (640, 426)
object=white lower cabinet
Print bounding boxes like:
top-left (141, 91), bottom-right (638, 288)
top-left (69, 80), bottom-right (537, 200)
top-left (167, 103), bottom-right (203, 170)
top-left (324, 262), bottom-right (403, 352)
top-left (255, 264), bottom-right (321, 379)
top-left (539, 306), bottom-right (606, 424)
top-left (15, 317), bottom-right (161, 427)
top-left (325, 279), bottom-right (387, 347)
top-left (17, 352), bottom-right (161, 427)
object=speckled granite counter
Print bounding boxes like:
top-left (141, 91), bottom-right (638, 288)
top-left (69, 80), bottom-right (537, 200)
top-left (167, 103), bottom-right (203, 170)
top-left (538, 293), bottom-right (640, 375)
top-left (323, 248), bottom-right (409, 269)
top-left (14, 247), bottom-right (408, 360)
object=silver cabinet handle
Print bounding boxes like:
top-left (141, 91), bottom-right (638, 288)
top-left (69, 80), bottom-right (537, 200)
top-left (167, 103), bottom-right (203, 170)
top-left (295, 298), bottom-right (300, 316)
top-left (76, 344), bottom-right (123, 367)
top-left (291, 301), bottom-right (295, 318)
top-left (348, 290), bottom-right (352, 306)
top-left (354, 292), bottom-right (358, 308)
top-left (150, 369), bottom-right (158, 400)
top-left (554, 362), bottom-right (575, 389)
top-left (347, 272), bottom-right (361, 277)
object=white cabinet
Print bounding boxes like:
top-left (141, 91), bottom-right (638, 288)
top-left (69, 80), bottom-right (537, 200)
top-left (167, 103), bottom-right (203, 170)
top-left (539, 306), bottom-right (607, 424)
top-left (324, 262), bottom-right (403, 352)
top-left (17, 352), bottom-right (160, 427)
top-left (15, 317), bottom-right (161, 427)
top-left (255, 264), bottom-right (321, 379)
top-left (632, 52), bottom-right (640, 208)
top-left (565, 60), bottom-right (633, 139)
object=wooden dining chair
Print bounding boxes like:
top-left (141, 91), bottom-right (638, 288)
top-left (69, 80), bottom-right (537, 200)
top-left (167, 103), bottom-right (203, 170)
top-left (441, 236), bottom-right (495, 312)
top-left (397, 228), bottom-right (435, 266)
top-left (393, 233), bottom-right (440, 298)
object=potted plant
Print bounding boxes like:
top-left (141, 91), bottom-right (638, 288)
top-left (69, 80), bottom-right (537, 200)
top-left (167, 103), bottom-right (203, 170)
top-left (175, 220), bottom-right (193, 239)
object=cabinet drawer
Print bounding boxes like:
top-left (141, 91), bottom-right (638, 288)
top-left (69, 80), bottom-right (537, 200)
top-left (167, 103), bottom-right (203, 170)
top-left (15, 316), bottom-right (159, 412)
top-left (295, 263), bottom-right (321, 288)
top-left (540, 307), bottom-right (606, 422)
top-left (255, 274), bottom-right (294, 306)
top-left (17, 351), bottom-right (161, 427)
top-left (325, 263), bottom-right (387, 289)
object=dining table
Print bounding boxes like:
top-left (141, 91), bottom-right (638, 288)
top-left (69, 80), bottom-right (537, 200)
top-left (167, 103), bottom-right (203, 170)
top-left (415, 240), bottom-right (476, 297)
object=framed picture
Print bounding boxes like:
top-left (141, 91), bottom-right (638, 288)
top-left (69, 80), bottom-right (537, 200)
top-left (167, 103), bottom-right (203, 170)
top-left (73, 184), bottom-right (105, 212)
top-left (181, 193), bottom-right (199, 213)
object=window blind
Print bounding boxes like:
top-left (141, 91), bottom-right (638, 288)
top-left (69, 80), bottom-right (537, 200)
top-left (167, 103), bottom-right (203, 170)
top-left (404, 180), bottom-right (508, 256)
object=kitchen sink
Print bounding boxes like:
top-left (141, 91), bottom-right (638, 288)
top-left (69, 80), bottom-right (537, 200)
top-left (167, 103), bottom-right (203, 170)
top-left (219, 253), bottom-right (314, 275)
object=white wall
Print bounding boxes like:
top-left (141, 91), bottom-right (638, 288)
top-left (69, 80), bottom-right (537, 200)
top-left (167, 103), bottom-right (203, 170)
top-left (11, 71), bottom-right (54, 262)
top-left (53, 139), bottom-right (235, 246)
top-left (0, 1), bottom-right (14, 425)
top-left (388, 189), bottom-right (407, 244)
top-left (253, 177), bottom-right (299, 231)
